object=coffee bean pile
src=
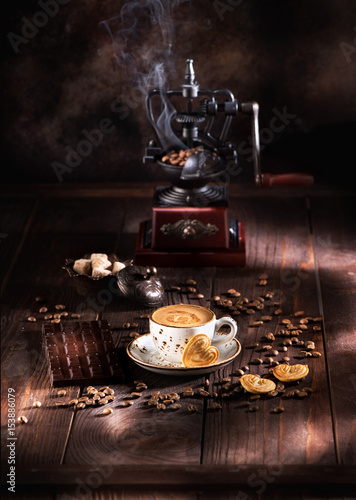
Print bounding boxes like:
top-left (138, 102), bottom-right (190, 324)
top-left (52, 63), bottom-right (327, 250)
top-left (26, 296), bottom-right (81, 324)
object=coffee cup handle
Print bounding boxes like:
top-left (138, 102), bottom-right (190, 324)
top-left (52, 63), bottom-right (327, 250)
top-left (212, 316), bottom-right (238, 346)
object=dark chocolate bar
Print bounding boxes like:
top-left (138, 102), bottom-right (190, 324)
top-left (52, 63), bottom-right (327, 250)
top-left (43, 320), bottom-right (123, 387)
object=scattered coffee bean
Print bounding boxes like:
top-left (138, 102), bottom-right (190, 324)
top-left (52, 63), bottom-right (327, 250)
top-left (313, 325), bottom-right (322, 331)
top-left (27, 316), bottom-right (36, 322)
top-left (39, 306), bottom-right (48, 313)
top-left (168, 392), bottom-right (180, 401)
top-left (249, 405), bottom-right (259, 412)
top-left (268, 390), bottom-right (279, 397)
top-left (246, 342), bottom-right (259, 349)
top-left (185, 279), bottom-right (197, 285)
top-left (197, 388), bottom-right (210, 397)
top-left (123, 322), bottom-right (131, 329)
top-left (297, 391), bottom-right (308, 398)
top-left (71, 313), bottom-right (81, 319)
top-left (136, 383), bottom-right (148, 391)
top-left (119, 400), bottom-right (134, 407)
top-left (170, 285), bottom-right (181, 291)
top-left (44, 314), bottom-right (53, 320)
top-left (212, 402), bottom-right (222, 410)
top-left (259, 279), bottom-right (268, 286)
top-left (57, 389), bottom-right (67, 397)
top-left (261, 315), bottom-right (272, 322)
top-left (249, 320), bottom-right (264, 327)
top-left (51, 318), bottom-right (61, 324)
top-left (294, 310), bottom-right (305, 317)
top-left (102, 408), bottom-right (113, 415)
top-left (55, 304), bottom-right (66, 311)
top-left (312, 351), bottom-right (322, 357)
top-left (188, 404), bottom-right (198, 412)
top-left (157, 403), bottom-right (166, 411)
top-left (250, 394), bottom-right (260, 401)
top-left (35, 296), bottom-right (45, 302)
top-left (18, 416), bottom-right (28, 424)
top-left (251, 358), bottom-right (263, 365)
top-left (33, 401), bottom-right (42, 407)
top-left (273, 406), bottom-right (284, 413)
top-left (212, 295), bottom-right (221, 302)
top-left (76, 402), bottom-right (86, 409)
top-left (169, 403), bottom-right (182, 411)
top-left (130, 392), bottom-right (143, 398)
top-left (274, 308), bottom-right (282, 315)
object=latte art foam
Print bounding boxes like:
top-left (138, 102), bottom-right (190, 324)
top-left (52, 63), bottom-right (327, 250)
top-left (152, 305), bottom-right (214, 328)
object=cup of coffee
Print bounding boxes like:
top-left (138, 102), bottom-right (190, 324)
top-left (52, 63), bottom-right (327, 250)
top-left (149, 304), bottom-right (238, 363)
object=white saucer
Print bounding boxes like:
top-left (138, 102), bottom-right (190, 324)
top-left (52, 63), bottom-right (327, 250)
top-left (126, 333), bottom-right (241, 376)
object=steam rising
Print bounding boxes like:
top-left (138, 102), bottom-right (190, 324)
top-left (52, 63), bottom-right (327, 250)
top-left (101, 0), bottom-right (193, 151)
top-left (101, 0), bottom-right (190, 92)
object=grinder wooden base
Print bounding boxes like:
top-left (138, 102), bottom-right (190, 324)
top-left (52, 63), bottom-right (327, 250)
top-left (135, 220), bottom-right (246, 267)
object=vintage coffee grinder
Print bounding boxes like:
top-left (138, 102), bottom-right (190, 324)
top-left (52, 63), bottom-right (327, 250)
top-left (135, 59), bottom-right (261, 266)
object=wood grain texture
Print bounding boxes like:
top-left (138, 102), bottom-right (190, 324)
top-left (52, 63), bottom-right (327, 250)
top-left (1, 185), bottom-right (356, 498)
top-left (310, 195), bottom-right (356, 465)
top-left (1, 196), bottom-right (127, 467)
top-left (202, 195), bottom-right (335, 465)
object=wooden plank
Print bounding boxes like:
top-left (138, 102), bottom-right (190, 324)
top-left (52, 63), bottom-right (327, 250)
top-left (202, 195), bottom-right (336, 466)
top-left (1, 196), bottom-right (127, 468)
top-left (55, 488), bottom-right (198, 499)
top-left (310, 195), bottom-right (356, 465)
top-left (8, 464), bottom-right (356, 486)
top-left (63, 196), bottom-right (214, 466)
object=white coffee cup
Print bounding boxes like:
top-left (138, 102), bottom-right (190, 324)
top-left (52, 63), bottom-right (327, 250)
top-left (149, 304), bottom-right (238, 363)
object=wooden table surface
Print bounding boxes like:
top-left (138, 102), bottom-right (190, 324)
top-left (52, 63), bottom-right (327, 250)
top-left (1, 183), bottom-right (356, 499)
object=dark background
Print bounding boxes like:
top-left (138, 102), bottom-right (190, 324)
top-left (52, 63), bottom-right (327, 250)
top-left (1, 0), bottom-right (356, 186)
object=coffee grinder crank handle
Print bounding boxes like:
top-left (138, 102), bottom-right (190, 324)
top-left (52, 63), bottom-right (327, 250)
top-left (241, 101), bottom-right (261, 186)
